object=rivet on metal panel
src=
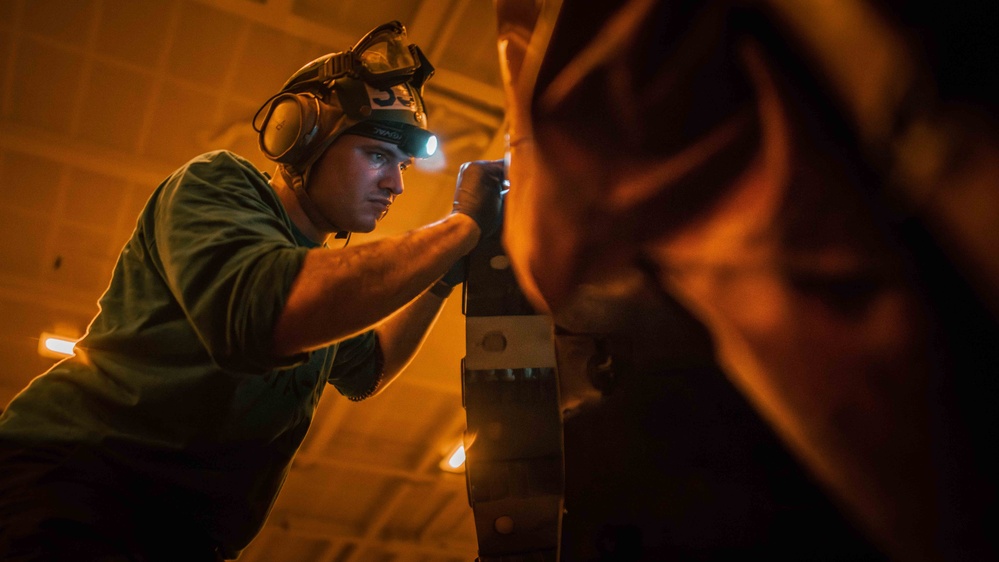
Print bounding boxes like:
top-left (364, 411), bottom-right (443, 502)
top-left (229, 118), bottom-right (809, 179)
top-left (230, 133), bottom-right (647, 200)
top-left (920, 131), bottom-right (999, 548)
top-left (494, 515), bottom-right (515, 534)
top-left (489, 254), bottom-right (510, 269)
top-left (481, 331), bottom-right (507, 352)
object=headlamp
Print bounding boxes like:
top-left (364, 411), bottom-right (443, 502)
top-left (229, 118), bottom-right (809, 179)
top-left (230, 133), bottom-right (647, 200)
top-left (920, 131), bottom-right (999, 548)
top-left (345, 120), bottom-right (438, 159)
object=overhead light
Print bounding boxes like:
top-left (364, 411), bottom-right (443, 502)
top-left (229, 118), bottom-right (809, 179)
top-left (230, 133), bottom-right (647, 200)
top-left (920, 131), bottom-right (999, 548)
top-left (439, 443), bottom-right (465, 473)
top-left (38, 332), bottom-right (78, 359)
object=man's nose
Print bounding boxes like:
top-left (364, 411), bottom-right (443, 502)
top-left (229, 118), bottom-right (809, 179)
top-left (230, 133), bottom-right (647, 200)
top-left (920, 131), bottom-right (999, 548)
top-left (381, 166), bottom-right (405, 196)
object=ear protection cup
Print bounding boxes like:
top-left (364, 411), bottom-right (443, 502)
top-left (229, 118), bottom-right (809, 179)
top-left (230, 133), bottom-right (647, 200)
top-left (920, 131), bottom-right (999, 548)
top-left (255, 92), bottom-right (329, 166)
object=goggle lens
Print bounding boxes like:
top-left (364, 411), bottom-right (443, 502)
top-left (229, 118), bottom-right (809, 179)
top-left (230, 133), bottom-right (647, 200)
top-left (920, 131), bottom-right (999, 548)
top-left (357, 34), bottom-right (418, 78)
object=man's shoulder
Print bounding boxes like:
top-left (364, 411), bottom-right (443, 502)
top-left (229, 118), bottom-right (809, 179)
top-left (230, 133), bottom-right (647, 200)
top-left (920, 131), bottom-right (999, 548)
top-left (184, 150), bottom-right (265, 177)
top-left (149, 150), bottom-right (282, 220)
top-left (163, 150), bottom-right (274, 199)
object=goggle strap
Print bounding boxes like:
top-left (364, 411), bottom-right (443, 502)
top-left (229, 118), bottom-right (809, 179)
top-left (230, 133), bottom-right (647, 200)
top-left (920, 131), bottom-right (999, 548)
top-left (322, 53), bottom-right (355, 82)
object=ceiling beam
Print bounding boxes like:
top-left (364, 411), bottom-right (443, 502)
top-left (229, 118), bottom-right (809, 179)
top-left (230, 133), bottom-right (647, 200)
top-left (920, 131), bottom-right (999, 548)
top-left (0, 275), bottom-right (101, 317)
top-left (269, 512), bottom-right (478, 559)
top-left (0, 122), bottom-right (174, 187)
top-left (339, 410), bottom-right (470, 562)
top-left (187, 0), bottom-right (356, 49)
top-left (290, 453), bottom-right (466, 487)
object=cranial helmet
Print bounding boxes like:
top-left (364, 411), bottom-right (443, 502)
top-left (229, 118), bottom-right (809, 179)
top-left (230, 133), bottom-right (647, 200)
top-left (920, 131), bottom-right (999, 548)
top-left (253, 21), bottom-right (438, 173)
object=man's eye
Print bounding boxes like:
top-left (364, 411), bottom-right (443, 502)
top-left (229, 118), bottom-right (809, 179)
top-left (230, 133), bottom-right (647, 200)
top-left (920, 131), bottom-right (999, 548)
top-left (369, 152), bottom-right (387, 165)
top-left (399, 161), bottom-right (411, 173)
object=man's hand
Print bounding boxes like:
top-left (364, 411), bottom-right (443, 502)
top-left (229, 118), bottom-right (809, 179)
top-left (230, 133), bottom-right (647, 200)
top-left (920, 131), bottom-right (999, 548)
top-left (452, 160), bottom-right (505, 239)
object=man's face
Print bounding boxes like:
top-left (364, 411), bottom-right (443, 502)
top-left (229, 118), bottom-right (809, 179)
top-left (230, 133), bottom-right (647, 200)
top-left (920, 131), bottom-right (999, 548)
top-left (308, 133), bottom-right (414, 233)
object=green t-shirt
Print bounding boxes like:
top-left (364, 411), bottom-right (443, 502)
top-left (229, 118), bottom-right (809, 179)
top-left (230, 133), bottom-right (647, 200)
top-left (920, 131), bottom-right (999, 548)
top-left (0, 150), bottom-right (381, 555)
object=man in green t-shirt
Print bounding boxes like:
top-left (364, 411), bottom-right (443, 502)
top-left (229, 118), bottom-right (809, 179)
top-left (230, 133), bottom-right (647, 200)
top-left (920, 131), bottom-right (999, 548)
top-left (0, 21), bottom-right (502, 561)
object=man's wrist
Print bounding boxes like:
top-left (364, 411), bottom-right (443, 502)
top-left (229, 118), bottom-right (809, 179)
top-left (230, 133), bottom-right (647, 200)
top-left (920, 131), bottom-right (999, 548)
top-left (449, 212), bottom-right (483, 248)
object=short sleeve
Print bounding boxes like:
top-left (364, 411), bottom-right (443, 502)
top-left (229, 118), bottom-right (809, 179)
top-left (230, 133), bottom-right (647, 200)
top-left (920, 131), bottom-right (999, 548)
top-left (148, 151), bottom-right (311, 373)
top-left (327, 331), bottom-right (383, 401)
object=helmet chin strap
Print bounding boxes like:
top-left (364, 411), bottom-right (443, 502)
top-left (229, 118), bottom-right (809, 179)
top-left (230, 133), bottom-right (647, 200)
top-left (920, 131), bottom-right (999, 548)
top-left (280, 165), bottom-right (350, 240)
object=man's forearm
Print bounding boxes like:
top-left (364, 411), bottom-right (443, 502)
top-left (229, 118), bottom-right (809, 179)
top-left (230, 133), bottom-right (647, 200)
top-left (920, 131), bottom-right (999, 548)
top-left (271, 213), bottom-right (479, 357)
top-left (370, 286), bottom-right (450, 394)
